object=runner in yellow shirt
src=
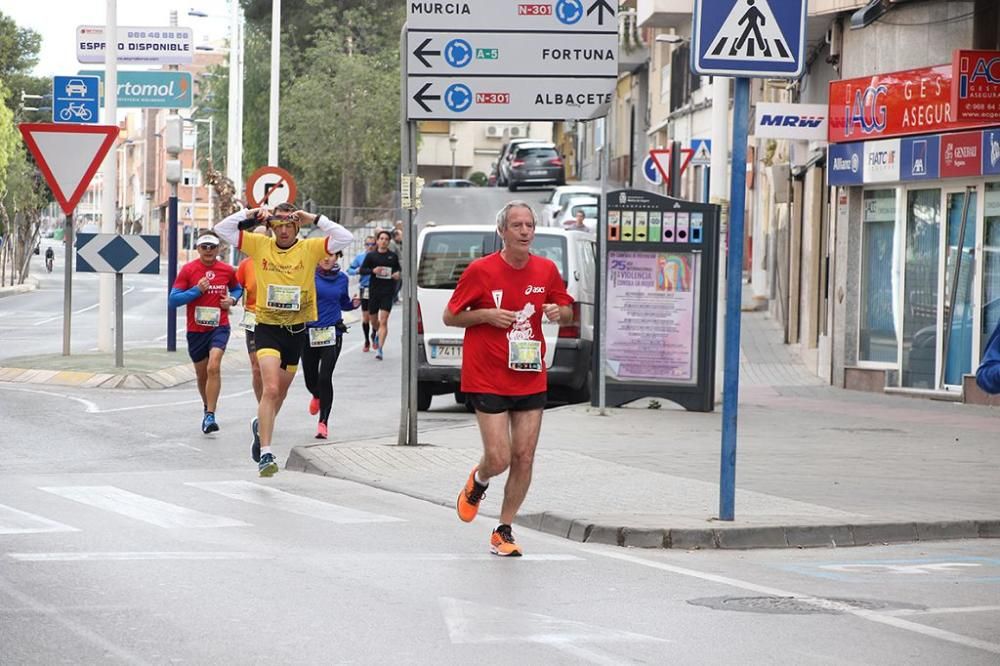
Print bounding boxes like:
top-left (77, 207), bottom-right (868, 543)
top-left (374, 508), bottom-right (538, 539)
top-left (216, 203), bottom-right (353, 476)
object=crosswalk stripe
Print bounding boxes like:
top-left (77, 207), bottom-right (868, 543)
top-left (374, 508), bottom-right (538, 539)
top-left (39, 486), bottom-right (250, 529)
top-left (186, 481), bottom-right (405, 524)
top-left (0, 503), bottom-right (78, 535)
top-left (8, 551), bottom-right (271, 562)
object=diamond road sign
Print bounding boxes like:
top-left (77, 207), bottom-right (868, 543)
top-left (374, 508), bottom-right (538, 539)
top-left (692, 0), bottom-right (807, 78)
top-left (405, 0), bottom-right (617, 120)
top-left (76, 234), bottom-right (159, 274)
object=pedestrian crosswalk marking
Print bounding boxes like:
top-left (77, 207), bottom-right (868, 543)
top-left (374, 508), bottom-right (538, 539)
top-left (8, 551), bottom-right (271, 562)
top-left (705, 0), bottom-right (793, 62)
top-left (39, 486), bottom-right (251, 529)
top-left (0, 503), bottom-right (79, 535)
top-left (186, 481), bottom-right (405, 524)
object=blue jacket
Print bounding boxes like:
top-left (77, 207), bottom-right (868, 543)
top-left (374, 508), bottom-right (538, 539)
top-left (975, 319), bottom-right (1000, 394)
top-left (309, 268), bottom-right (356, 330)
top-left (347, 250), bottom-right (371, 289)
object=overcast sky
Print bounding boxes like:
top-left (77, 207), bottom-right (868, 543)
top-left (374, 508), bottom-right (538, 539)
top-left (3, 0), bottom-right (232, 77)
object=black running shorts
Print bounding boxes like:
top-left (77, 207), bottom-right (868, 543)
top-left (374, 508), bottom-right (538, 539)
top-left (368, 292), bottom-right (394, 315)
top-left (253, 322), bottom-right (306, 373)
top-left (466, 392), bottom-right (547, 414)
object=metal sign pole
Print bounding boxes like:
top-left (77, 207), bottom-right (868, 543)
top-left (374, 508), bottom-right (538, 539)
top-left (398, 24), bottom-right (418, 446)
top-left (63, 213), bottom-right (74, 356)
top-left (115, 272), bottom-right (124, 367)
top-left (598, 113), bottom-right (611, 415)
top-left (719, 77), bottom-right (751, 521)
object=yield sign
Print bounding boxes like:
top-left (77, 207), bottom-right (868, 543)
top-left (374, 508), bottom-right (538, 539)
top-left (18, 123), bottom-right (119, 215)
top-left (649, 147), bottom-right (694, 187)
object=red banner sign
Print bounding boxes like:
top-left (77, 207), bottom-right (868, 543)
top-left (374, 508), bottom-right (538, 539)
top-left (952, 49), bottom-right (1000, 123)
top-left (828, 64), bottom-right (993, 144)
top-left (940, 131), bottom-right (983, 178)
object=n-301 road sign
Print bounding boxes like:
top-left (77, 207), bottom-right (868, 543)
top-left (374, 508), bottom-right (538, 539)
top-left (407, 32), bottom-right (617, 76)
top-left (692, 0), bottom-right (806, 78)
top-left (76, 233), bottom-right (160, 274)
top-left (407, 0), bottom-right (616, 32)
top-left (408, 77), bottom-right (613, 120)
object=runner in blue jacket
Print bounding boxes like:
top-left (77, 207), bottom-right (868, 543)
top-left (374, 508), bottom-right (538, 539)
top-left (975, 319), bottom-right (1000, 394)
top-left (347, 235), bottom-right (376, 351)
top-left (303, 251), bottom-right (361, 439)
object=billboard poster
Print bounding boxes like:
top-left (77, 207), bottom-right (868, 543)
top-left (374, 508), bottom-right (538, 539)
top-left (605, 250), bottom-right (701, 383)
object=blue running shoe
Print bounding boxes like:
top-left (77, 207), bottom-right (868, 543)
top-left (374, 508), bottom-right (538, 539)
top-left (202, 412), bottom-right (219, 434)
top-left (375, 348), bottom-right (383, 361)
top-left (258, 452), bottom-right (279, 477)
top-left (250, 417), bottom-right (260, 462)
top-left (372, 332), bottom-right (379, 350)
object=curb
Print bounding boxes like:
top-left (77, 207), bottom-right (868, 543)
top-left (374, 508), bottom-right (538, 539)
top-left (0, 277), bottom-right (39, 299)
top-left (287, 446), bottom-right (1000, 551)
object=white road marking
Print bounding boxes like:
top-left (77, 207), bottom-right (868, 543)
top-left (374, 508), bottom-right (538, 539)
top-left (97, 388), bottom-right (254, 414)
top-left (186, 481), bottom-right (404, 524)
top-left (883, 605), bottom-right (1000, 617)
top-left (440, 597), bottom-right (668, 664)
top-left (585, 548), bottom-right (1000, 656)
top-left (32, 288), bottom-right (134, 326)
top-left (819, 562), bottom-right (982, 575)
top-left (39, 486), bottom-right (250, 529)
top-left (0, 386), bottom-right (99, 412)
top-left (328, 553), bottom-right (581, 562)
top-left (0, 503), bottom-right (79, 535)
top-left (7, 551), bottom-right (272, 562)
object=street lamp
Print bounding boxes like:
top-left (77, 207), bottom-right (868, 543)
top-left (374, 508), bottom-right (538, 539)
top-left (449, 134), bottom-right (458, 180)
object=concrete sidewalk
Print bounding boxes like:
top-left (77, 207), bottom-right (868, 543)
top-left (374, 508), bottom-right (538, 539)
top-left (289, 309), bottom-right (1000, 550)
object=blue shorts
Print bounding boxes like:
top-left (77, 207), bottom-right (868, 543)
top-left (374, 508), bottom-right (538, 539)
top-left (187, 326), bottom-right (231, 363)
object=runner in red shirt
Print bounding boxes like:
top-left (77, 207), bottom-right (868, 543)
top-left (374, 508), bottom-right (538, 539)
top-left (445, 201), bottom-right (573, 556)
top-left (168, 233), bottom-right (242, 434)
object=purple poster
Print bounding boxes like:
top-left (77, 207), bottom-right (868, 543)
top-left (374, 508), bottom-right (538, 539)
top-left (606, 251), bottom-right (700, 383)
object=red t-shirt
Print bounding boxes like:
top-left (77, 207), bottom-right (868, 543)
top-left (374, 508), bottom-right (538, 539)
top-left (447, 252), bottom-right (573, 396)
top-left (173, 259), bottom-right (239, 333)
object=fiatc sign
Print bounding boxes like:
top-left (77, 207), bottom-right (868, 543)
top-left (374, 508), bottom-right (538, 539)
top-left (952, 50), bottom-right (1000, 122)
top-left (405, 0), bottom-right (617, 120)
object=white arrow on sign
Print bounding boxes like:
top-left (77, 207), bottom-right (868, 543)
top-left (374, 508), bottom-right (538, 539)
top-left (76, 234), bottom-right (160, 274)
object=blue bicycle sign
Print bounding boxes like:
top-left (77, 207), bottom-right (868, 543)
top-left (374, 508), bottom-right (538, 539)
top-left (53, 75), bottom-right (100, 124)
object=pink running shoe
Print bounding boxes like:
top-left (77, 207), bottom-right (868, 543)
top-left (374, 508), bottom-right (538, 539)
top-left (309, 397), bottom-right (319, 415)
top-left (316, 422), bottom-right (328, 439)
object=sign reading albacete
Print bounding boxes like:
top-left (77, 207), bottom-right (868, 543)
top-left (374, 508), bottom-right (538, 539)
top-left (406, 0), bottom-right (618, 120)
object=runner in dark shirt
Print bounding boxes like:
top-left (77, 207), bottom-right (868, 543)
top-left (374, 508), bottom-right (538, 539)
top-left (359, 230), bottom-right (401, 361)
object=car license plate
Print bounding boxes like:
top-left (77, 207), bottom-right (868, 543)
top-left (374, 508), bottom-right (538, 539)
top-left (529, 170), bottom-right (546, 176)
top-left (431, 344), bottom-right (462, 359)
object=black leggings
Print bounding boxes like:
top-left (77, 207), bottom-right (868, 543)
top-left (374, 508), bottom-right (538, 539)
top-left (301, 336), bottom-right (343, 424)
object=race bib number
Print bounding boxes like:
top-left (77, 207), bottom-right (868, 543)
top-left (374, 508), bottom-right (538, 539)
top-left (508, 339), bottom-right (542, 372)
top-left (374, 266), bottom-right (392, 279)
top-left (194, 306), bottom-right (221, 327)
top-left (239, 309), bottom-right (256, 332)
top-left (308, 326), bottom-right (336, 348)
top-left (266, 284), bottom-right (301, 311)
top-left (360, 287), bottom-right (370, 300)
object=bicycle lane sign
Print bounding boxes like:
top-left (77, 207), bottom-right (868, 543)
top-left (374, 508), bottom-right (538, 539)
top-left (53, 75), bottom-right (100, 124)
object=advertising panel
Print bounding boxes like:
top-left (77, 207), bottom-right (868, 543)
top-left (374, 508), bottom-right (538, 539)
top-left (900, 135), bottom-right (941, 181)
top-left (952, 50), bottom-right (1000, 122)
top-left (77, 26), bottom-right (194, 65)
top-left (863, 138), bottom-right (901, 183)
top-left (983, 129), bottom-right (1000, 176)
top-left (828, 64), bottom-right (993, 143)
top-left (940, 131), bottom-right (983, 179)
top-left (827, 142), bottom-right (863, 186)
top-left (754, 102), bottom-right (828, 141)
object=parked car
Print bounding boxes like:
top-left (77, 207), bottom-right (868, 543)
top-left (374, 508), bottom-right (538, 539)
top-left (429, 179), bottom-right (476, 188)
top-left (416, 224), bottom-right (596, 410)
top-left (554, 196), bottom-right (600, 232)
top-left (494, 137), bottom-right (542, 187)
top-left (541, 185), bottom-right (600, 225)
top-left (503, 144), bottom-right (566, 191)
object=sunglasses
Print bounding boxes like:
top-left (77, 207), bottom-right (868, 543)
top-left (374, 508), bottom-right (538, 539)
top-left (364, 242), bottom-right (375, 246)
top-left (198, 244), bottom-right (218, 250)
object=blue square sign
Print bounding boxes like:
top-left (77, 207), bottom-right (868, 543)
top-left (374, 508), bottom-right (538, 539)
top-left (692, 0), bottom-right (807, 78)
top-left (53, 75), bottom-right (100, 124)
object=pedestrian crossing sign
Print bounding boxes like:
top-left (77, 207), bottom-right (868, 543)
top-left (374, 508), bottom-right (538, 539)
top-left (692, 0), bottom-right (807, 78)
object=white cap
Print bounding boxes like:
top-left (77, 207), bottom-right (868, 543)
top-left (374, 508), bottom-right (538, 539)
top-left (196, 234), bottom-right (220, 246)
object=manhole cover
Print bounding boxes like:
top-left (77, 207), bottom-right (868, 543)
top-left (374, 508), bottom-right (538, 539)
top-left (687, 596), bottom-right (926, 615)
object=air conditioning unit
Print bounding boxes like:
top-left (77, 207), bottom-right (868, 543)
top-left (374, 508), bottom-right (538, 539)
top-left (486, 125), bottom-right (501, 138)
top-left (509, 125), bottom-right (525, 138)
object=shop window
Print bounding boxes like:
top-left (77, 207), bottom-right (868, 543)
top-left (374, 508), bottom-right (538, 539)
top-left (859, 190), bottom-right (897, 363)
top-left (943, 190), bottom-right (977, 386)
top-left (669, 44), bottom-right (700, 112)
top-left (900, 189), bottom-right (941, 389)
top-left (983, 183), bottom-right (1000, 360)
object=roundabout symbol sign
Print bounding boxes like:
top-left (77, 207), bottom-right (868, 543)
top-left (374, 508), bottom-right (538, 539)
top-left (444, 83), bottom-right (473, 112)
top-left (444, 39), bottom-right (473, 68)
top-left (556, 0), bottom-right (584, 25)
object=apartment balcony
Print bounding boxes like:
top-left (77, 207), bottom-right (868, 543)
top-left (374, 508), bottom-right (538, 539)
top-left (636, 0), bottom-right (692, 29)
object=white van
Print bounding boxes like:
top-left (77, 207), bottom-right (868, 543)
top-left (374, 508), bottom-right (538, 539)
top-left (416, 224), bottom-right (596, 410)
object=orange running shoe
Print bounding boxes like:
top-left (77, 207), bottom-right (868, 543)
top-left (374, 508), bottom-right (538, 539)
top-left (490, 524), bottom-right (523, 557)
top-left (457, 466), bottom-right (487, 522)
top-left (309, 397), bottom-right (319, 415)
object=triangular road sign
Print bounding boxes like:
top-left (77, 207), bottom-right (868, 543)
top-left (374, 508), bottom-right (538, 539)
top-left (650, 148), bottom-right (694, 187)
top-left (705, 0), bottom-right (794, 63)
top-left (18, 123), bottom-right (119, 215)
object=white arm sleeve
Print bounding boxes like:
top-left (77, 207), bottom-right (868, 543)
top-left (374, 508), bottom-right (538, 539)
top-left (317, 215), bottom-right (354, 254)
top-left (214, 210), bottom-right (245, 246)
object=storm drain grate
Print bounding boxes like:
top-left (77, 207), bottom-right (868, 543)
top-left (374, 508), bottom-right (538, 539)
top-left (687, 596), bottom-right (926, 615)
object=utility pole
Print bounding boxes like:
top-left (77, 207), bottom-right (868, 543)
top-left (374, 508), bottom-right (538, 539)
top-left (98, 0), bottom-right (119, 352)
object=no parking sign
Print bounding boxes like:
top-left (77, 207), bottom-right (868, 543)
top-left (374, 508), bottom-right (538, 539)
top-left (245, 166), bottom-right (298, 209)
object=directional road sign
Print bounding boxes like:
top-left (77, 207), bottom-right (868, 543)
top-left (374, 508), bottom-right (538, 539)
top-left (692, 0), bottom-right (806, 78)
top-left (18, 123), bottom-right (119, 215)
top-left (642, 155), bottom-right (663, 186)
top-left (408, 77), bottom-right (614, 120)
top-left (406, 0), bottom-right (616, 32)
top-left (245, 166), bottom-right (298, 209)
top-left (405, 0), bottom-right (618, 121)
top-left (407, 32), bottom-right (617, 77)
top-left (81, 70), bottom-right (193, 108)
top-left (52, 75), bottom-right (100, 124)
top-left (76, 233), bottom-right (160, 274)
